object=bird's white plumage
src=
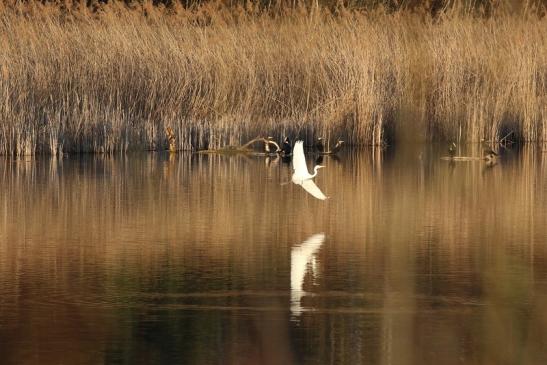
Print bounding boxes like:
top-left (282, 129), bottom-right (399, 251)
top-left (301, 180), bottom-right (328, 200)
top-left (291, 233), bottom-right (325, 317)
top-left (291, 140), bottom-right (327, 200)
top-left (292, 141), bottom-right (310, 179)
top-left (291, 233), bottom-right (325, 294)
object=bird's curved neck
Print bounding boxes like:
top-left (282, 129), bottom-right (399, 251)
top-left (311, 166), bottom-right (320, 178)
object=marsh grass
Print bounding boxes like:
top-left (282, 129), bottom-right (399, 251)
top-left (0, 2), bottom-right (545, 155)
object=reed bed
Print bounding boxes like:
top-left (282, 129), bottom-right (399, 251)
top-left (0, 2), bottom-right (545, 155)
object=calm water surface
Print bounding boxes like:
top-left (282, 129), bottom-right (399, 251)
top-left (1, 145), bottom-right (546, 364)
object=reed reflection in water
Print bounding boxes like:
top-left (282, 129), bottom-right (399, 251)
top-left (0, 145), bottom-right (546, 365)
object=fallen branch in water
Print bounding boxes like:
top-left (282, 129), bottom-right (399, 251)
top-left (196, 137), bottom-right (272, 155)
top-left (440, 156), bottom-right (484, 161)
top-left (313, 140), bottom-right (345, 155)
top-left (499, 131), bottom-right (515, 148)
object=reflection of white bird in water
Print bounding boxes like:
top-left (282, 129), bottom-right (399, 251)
top-left (291, 233), bottom-right (326, 318)
top-left (291, 141), bottom-right (327, 200)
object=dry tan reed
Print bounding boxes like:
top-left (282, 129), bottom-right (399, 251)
top-left (0, 2), bottom-right (545, 155)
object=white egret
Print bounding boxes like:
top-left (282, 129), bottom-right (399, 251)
top-left (291, 140), bottom-right (327, 200)
top-left (290, 233), bottom-right (326, 318)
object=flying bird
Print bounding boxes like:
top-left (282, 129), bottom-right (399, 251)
top-left (291, 140), bottom-right (327, 200)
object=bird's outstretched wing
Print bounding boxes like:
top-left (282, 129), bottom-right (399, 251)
top-left (291, 233), bottom-right (326, 292)
top-left (292, 141), bottom-right (309, 176)
top-left (301, 180), bottom-right (328, 200)
top-left (291, 233), bottom-right (326, 317)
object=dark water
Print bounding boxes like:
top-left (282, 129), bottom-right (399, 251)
top-left (1, 145), bottom-right (546, 365)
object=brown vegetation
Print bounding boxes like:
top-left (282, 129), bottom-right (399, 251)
top-left (0, 1), bottom-right (545, 155)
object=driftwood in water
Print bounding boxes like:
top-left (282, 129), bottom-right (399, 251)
top-left (441, 156), bottom-right (483, 161)
top-left (441, 155), bottom-right (498, 163)
top-left (196, 137), bottom-right (275, 155)
top-left (164, 128), bottom-right (273, 155)
top-left (315, 140), bottom-right (345, 155)
top-left (499, 131), bottom-right (515, 146)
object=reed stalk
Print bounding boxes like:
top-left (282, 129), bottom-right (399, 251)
top-left (0, 1), bottom-right (545, 155)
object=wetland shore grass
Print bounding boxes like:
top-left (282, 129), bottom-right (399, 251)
top-left (0, 2), bottom-right (545, 155)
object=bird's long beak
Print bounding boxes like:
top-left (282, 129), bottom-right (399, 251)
top-left (316, 165), bottom-right (325, 169)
